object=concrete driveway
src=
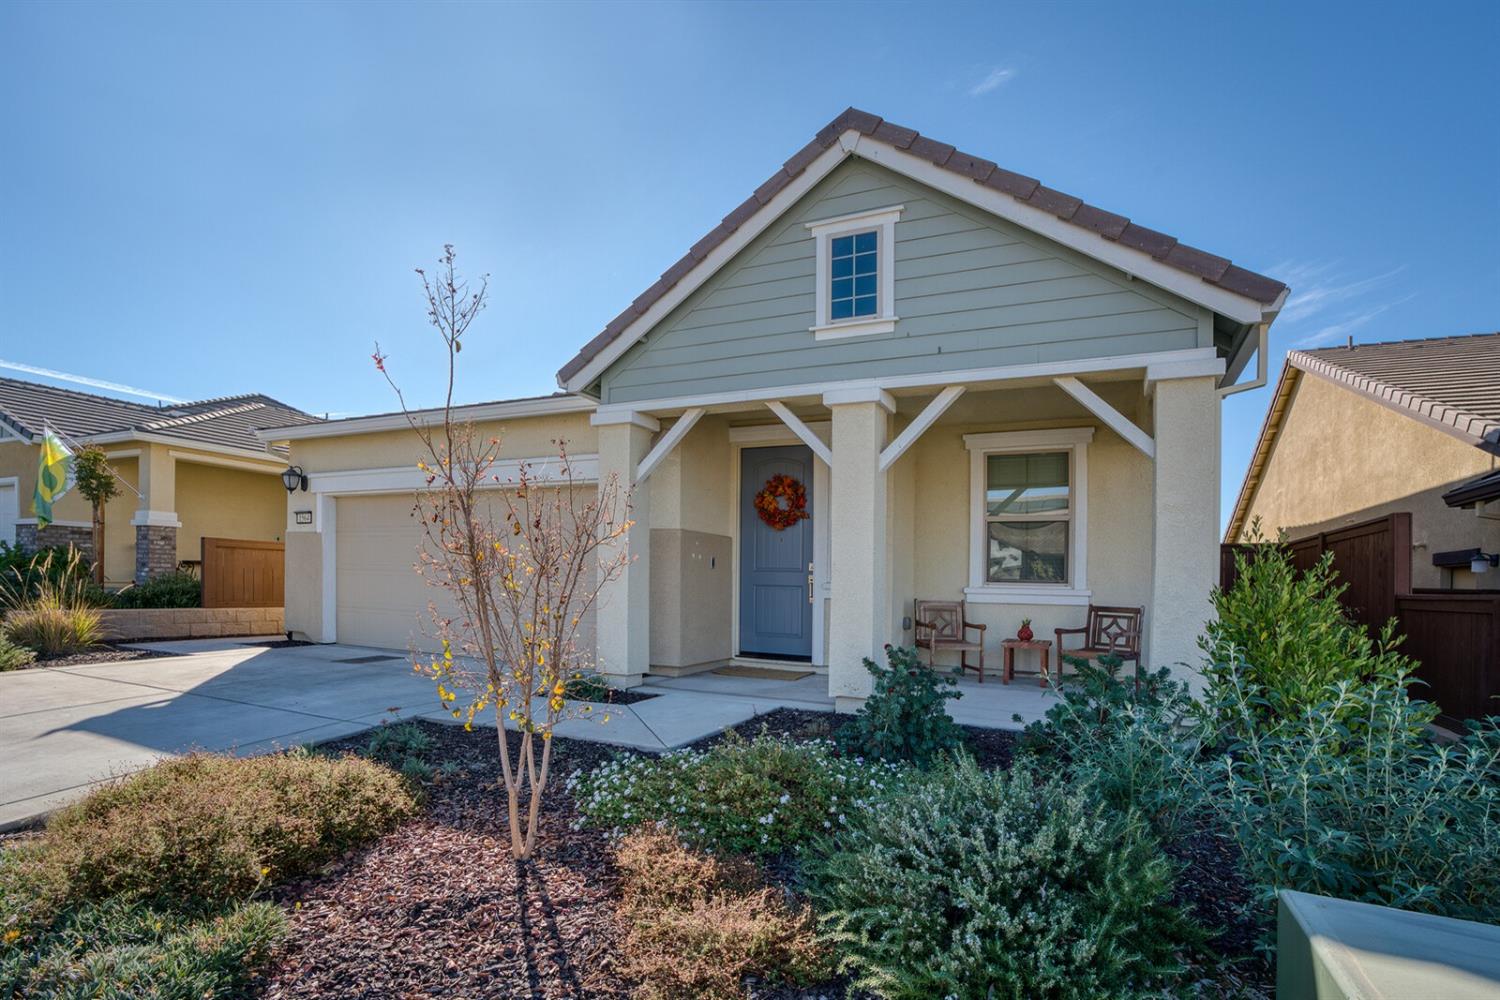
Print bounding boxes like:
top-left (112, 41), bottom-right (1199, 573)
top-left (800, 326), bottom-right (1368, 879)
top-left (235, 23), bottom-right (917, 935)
top-left (0, 638), bottom-right (805, 830)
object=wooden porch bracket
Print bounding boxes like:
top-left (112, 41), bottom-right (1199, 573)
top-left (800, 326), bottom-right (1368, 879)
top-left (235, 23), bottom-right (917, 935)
top-left (1053, 377), bottom-right (1155, 458)
top-left (878, 385), bottom-right (965, 471)
top-left (765, 400), bottom-right (834, 466)
top-left (634, 407), bottom-right (705, 483)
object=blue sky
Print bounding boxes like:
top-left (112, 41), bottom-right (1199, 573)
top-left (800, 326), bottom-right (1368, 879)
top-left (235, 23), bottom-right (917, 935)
top-left (2, 1), bottom-right (1496, 529)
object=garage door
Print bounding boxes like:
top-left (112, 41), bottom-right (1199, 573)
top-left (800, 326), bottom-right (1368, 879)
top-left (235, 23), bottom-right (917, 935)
top-left (336, 494), bottom-right (456, 652)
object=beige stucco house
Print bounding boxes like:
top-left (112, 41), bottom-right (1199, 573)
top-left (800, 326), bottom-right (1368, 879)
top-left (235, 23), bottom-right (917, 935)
top-left (0, 377), bottom-right (320, 585)
top-left (1227, 333), bottom-right (1500, 589)
top-left (259, 108), bottom-right (1288, 707)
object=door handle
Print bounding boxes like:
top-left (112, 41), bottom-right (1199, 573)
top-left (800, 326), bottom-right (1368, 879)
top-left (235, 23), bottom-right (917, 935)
top-left (807, 562), bottom-right (814, 604)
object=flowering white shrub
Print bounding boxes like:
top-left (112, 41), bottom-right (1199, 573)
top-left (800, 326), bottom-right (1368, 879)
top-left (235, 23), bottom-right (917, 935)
top-left (568, 731), bottom-right (906, 858)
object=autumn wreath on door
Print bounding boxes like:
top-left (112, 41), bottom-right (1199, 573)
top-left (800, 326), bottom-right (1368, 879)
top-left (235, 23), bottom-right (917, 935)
top-left (753, 473), bottom-right (810, 530)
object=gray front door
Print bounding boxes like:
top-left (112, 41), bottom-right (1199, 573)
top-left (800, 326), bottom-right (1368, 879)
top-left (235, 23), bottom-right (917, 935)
top-left (739, 445), bottom-right (814, 660)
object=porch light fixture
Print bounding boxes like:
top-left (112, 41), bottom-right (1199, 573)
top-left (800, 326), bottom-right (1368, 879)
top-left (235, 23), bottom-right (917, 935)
top-left (1472, 552), bottom-right (1498, 575)
top-left (281, 465), bottom-right (308, 494)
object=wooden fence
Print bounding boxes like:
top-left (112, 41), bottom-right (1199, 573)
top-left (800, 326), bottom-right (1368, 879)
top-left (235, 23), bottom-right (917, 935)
top-left (1221, 513), bottom-right (1499, 726)
top-left (201, 537), bottom-right (284, 609)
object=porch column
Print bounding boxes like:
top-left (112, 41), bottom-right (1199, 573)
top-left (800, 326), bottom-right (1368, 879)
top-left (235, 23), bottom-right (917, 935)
top-left (133, 444), bottom-right (180, 583)
top-left (593, 412), bottom-right (658, 688)
top-left (1148, 375), bottom-right (1220, 686)
top-left (825, 390), bottom-right (894, 712)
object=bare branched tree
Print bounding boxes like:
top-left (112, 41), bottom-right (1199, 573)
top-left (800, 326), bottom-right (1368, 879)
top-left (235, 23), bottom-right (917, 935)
top-left (374, 245), bottom-right (632, 859)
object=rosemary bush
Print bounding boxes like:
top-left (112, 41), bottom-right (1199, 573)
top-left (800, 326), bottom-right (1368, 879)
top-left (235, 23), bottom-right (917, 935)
top-left (835, 644), bottom-right (964, 766)
top-left (802, 755), bottom-right (1198, 999)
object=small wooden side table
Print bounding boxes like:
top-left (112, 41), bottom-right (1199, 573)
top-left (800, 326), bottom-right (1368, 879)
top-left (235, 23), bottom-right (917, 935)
top-left (1001, 639), bottom-right (1054, 686)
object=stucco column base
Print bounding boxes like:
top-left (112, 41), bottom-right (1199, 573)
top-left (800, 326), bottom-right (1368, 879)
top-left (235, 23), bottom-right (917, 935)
top-left (1149, 375), bottom-right (1219, 692)
top-left (834, 695), bottom-right (867, 715)
top-left (594, 418), bottom-right (655, 687)
top-left (826, 398), bottom-right (891, 704)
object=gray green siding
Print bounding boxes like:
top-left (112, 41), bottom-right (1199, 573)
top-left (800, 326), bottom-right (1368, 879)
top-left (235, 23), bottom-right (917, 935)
top-left (599, 160), bottom-right (1211, 404)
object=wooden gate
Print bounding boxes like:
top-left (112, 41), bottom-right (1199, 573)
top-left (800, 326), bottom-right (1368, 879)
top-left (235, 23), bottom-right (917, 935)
top-left (201, 537), bottom-right (284, 609)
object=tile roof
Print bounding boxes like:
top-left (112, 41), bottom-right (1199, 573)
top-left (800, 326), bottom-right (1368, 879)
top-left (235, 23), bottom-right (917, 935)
top-left (1443, 467), bottom-right (1500, 509)
top-left (0, 377), bottom-right (321, 455)
top-left (1290, 332), bottom-right (1500, 454)
top-left (557, 106), bottom-right (1288, 385)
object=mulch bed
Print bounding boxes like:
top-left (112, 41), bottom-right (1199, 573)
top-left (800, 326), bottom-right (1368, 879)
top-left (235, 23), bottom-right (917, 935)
top-left (576, 688), bottom-right (658, 706)
top-left (258, 708), bottom-right (1265, 998)
top-left (13, 643), bottom-right (185, 669)
top-left (260, 721), bottom-right (637, 999)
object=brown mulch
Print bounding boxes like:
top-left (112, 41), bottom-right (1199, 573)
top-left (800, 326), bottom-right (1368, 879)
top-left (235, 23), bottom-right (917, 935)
top-left (14, 643), bottom-right (185, 669)
top-left (260, 721), bottom-right (640, 999)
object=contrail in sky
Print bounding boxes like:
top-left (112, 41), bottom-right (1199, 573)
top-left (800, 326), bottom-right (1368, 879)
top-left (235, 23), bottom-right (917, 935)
top-left (0, 359), bottom-right (188, 404)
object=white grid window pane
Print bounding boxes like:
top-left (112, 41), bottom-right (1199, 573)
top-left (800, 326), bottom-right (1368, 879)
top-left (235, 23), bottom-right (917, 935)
top-left (830, 231), bottom-right (878, 320)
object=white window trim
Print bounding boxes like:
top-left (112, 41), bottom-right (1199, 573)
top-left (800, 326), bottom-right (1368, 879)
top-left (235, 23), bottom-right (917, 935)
top-left (963, 427), bottom-right (1093, 606)
top-left (805, 204), bottom-right (902, 340)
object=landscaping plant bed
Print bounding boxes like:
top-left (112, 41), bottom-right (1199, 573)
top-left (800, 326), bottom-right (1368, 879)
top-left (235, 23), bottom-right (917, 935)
top-left (8, 643), bottom-right (184, 669)
top-left (260, 720), bottom-right (638, 999)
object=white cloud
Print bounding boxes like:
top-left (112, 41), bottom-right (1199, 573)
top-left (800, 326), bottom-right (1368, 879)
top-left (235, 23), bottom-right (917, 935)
top-left (1291, 294), bottom-right (1418, 349)
top-left (0, 358), bottom-right (187, 403)
top-left (1272, 260), bottom-right (1405, 325)
top-left (968, 66), bottom-right (1016, 97)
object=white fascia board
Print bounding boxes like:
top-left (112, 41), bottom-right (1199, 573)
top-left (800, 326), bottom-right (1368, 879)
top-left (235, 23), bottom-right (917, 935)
top-left (258, 394), bottom-right (596, 443)
top-left (78, 431), bottom-right (287, 466)
top-left (851, 136), bottom-right (1277, 326)
top-left (592, 347), bottom-right (1220, 419)
top-left (308, 454), bottom-right (600, 496)
top-left (561, 142), bottom-right (853, 393)
top-left (167, 449), bottom-right (285, 475)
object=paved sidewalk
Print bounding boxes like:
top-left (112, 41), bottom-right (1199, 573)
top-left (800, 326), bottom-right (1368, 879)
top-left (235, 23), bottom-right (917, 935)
top-left (0, 639), bottom-right (790, 830)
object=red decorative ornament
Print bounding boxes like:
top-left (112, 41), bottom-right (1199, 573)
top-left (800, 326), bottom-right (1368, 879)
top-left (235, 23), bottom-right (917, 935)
top-left (753, 474), bottom-right (809, 531)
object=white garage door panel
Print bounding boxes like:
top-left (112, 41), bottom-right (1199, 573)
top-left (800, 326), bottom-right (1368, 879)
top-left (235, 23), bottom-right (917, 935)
top-left (334, 491), bottom-right (597, 660)
top-left (335, 495), bottom-right (458, 652)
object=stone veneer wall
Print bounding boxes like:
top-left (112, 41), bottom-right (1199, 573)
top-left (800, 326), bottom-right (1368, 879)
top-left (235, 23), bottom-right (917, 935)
top-left (134, 525), bottom-right (178, 583)
top-left (97, 607), bottom-right (285, 641)
top-left (16, 523), bottom-right (95, 561)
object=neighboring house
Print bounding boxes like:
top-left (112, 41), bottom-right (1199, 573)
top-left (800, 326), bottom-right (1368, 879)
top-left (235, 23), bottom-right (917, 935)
top-left (259, 108), bottom-right (1288, 706)
top-left (1227, 333), bottom-right (1500, 589)
top-left (0, 377), bottom-right (322, 586)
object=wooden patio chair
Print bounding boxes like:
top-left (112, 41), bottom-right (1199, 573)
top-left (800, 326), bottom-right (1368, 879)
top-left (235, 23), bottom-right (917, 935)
top-left (914, 599), bottom-right (987, 683)
top-left (1054, 605), bottom-right (1143, 682)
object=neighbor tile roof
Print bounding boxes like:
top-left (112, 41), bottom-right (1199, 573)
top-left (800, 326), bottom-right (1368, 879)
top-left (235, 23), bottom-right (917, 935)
top-left (557, 106), bottom-right (1288, 385)
top-left (1290, 332), bottom-right (1500, 454)
top-left (0, 377), bottom-right (321, 455)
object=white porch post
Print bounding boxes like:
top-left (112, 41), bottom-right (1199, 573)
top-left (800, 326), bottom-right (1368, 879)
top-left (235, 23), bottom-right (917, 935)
top-left (1148, 375), bottom-right (1220, 686)
top-left (593, 412), bottom-right (658, 688)
top-left (825, 390), bottom-right (894, 711)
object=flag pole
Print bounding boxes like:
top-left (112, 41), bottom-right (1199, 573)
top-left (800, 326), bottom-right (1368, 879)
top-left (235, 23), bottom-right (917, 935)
top-left (41, 423), bottom-right (144, 500)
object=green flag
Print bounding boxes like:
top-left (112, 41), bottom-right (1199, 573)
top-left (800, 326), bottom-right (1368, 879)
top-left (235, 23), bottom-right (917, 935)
top-left (33, 429), bottom-right (75, 528)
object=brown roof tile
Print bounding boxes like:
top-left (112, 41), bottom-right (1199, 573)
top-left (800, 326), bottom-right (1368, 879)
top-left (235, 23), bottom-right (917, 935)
top-left (556, 107), bottom-right (1287, 385)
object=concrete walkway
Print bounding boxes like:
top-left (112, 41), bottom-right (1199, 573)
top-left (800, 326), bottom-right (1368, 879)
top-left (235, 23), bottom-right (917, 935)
top-left (0, 640), bottom-right (803, 829)
top-left (0, 639), bottom-right (1053, 830)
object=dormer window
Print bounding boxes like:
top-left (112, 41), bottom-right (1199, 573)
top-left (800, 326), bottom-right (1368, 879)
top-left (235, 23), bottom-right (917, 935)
top-left (806, 205), bottom-right (902, 340)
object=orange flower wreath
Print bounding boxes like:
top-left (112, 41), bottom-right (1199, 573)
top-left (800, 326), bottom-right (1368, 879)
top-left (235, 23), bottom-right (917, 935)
top-left (753, 473), bottom-right (809, 531)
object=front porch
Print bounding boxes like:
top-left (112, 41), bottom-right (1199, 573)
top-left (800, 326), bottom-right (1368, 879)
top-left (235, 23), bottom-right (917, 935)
top-left (591, 358), bottom-right (1223, 709)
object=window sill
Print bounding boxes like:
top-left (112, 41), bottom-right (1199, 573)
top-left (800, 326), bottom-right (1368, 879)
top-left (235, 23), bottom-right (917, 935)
top-left (811, 317), bottom-right (897, 341)
top-left (963, 585), bottom-right (1093, 607)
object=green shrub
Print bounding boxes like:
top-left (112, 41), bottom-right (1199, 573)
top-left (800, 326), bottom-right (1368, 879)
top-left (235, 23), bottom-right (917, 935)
top-left (364, 721), bottom-right (436, 767)
top-left (1206, 526), bottom-right (1407, 724)
top-left (110, 571), bottom-right (201, 609)
top-left (802, 755), bottom-right (1198, 999)
top-left (1, 748), bottom-right (416, 929)
top-left (562, 671), bottom-right (611, 702)
top-left (2, 592), bottom-right (103, 657)
top-left (835, 644), bottom-right (964, 766)
top-left (570, 731), bottom-right (905, 857)
top-left (614, 828), bottom-right (830, 999)
top-left (1017, 654), bottom-right (1197, 835)
top-left (0, 634), bottom-right (35, 671)
top-left (0, 898), bottom-right (285, 1000)
top-left (0, 545), bottom-right (107, 608)
top-left (1168, 659), bottom-right (1500, 926)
